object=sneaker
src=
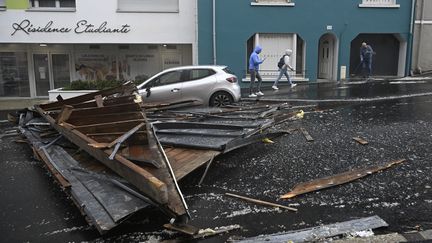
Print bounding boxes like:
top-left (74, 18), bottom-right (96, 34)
top-left (256, 91), bottom-right (264, 96)
top-left (272, 86), bottom-right (279, 90)
top-left (248, 93), bottom-right (257, 98)
top-left (291, 83), bottom-right (297, 88)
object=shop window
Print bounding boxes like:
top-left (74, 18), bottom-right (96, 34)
top-left (117, 0), bottom-right (179, 13)
top-left (29, 0), bottom-right (76, 10)
top-left (251, 0), bottom-right (295, 6)
top-left (359, 0), bottom-right (399, 8)
top-left (0, 52), bottom-right (30, 97)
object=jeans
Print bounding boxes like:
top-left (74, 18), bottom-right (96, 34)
top-left (249, 69), bottom-right (262, 94)
top-left (362, 59), bottom-right (372, 77)
top-left (273, 66), bottom-right (292, 86)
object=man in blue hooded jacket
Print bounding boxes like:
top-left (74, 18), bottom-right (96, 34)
top-left (249, 45), bottom-right (266, 97)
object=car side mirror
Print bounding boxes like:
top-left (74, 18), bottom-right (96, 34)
top-left (145, 87), bottom-right (151, 98)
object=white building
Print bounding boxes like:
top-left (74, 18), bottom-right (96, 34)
top-left (0, 0), bottom-right (197, 99)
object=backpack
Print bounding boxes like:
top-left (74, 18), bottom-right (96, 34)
top-left (277, 55), bottom-right (286, 68)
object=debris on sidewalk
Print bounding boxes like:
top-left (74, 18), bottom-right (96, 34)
top-left (299, 127), bottom-right (314, 142)
top-left (280, 159), bottom-right (406, 199)
top-left (235, 215), bottom-right (388, 243)
top-left (353, 137), bottom-right (369, 145)
top-left (225, 193), bottom-right (297, 212)
top-left (163, 223), bottom-right (241, 240)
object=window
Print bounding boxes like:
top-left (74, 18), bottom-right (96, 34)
top-left (29, 0), bottom-right (76, 10)
top-left (0, 52), bottom-right (30, 97)
top-left (359, 0), bottom-right (399, 8)
top-left (188, 69), bottom-right (215, 81)
top-left (152, 71), bottom-right (183, 87)
top-left (251, 0), bottom-right (294, 6)
top-left (117, 0), bottom-right (179, 12)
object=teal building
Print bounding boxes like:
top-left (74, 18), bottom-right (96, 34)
top-left (198, 0), bottom-right (414, 86)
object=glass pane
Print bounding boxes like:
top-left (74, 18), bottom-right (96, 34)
top-left (33, 54), bottom-right (51, 96)
top-left (52, 54), bottom-right (70, 88)
top-left (60, 0), bottom-right (75, 7)
top-left (38, 0), bottom-right (56, 7)
top-left (158, 71), bottom-right (182, 85)
top-left (118, 0), bottom-right (179, 12)
top-left (0, 52), bottom-right (30, 97)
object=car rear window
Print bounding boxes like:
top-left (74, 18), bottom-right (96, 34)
top-left (222, 67), bottom-right (235, 75)
top-left (189, 69), bottom-right (215, 80)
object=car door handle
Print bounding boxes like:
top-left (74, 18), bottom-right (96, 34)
top-left (171, 88), bottom-right (180, 93)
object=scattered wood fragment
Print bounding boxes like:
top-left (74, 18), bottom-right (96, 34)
top-left (299, 127), bottom-right (314, 142)
top-left (225, 192), bottom-right (297, 212)
top-left (193, 224), bottom-right (241, 239)
top-left (163, 223), bottom-right (199, 235)
top-left (280, 159), bottom-right (406, 199)
top-left (353, 137), bottom-right (369, 145)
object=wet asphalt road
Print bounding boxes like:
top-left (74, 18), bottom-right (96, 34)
top-left (1, 79), bottom-right (432, 242)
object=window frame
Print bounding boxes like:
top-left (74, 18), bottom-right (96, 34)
top-left (358, 0), bottom-right (400, 8)
top-left (117, 0), bottom-right (179, 13)
top-left (27, 0), bottom-right (76, 12)
top-left (0, 0), bottom-right (5, 10)
top-left (251, 0), bottom-right (295, 7)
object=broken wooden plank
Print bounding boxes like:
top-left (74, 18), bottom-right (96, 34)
top-left (55, 105), bottom-right (73, 124)
top-left (238, 215), bottom-right (388, 243)
top-left (353, 137), bottom-right (369, 145)
top-left (299, 127), bottom-right (314, 142)
top-left (163, 223), bottom-right (200, 235)
top-left (280, 159), bottom-right (406, 199)
top-left (226, 193), bottom-right (297, 212)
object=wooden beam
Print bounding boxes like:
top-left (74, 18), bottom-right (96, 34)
top-left (226, 193), bottom-right (297, 212)
top-left (280, 159), bottom-right (406, 199)
top-left (55, 105), bottom-right (73, 124)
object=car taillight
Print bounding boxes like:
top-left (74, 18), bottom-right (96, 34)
top-left (226, 77), bottom-right (237, 83)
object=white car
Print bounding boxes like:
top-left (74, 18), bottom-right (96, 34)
top-left (137, 65), bottom-right (241, 107)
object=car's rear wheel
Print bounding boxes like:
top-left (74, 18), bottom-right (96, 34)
top-left (209, 91), bottom-right (233, 107)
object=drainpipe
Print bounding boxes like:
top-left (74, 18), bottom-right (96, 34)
top-left (407, 0), bottom-right (416, 76)
top-left (212, 0), bottom-right (217, 65)
top-left (415, 0), bottom-right (423, 73)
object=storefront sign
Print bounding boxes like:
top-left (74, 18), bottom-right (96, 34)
top-left (11, 19), bottom-right (131, 36)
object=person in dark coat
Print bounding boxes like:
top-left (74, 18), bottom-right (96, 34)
top-left (360, 42), bottom-right (374, 78)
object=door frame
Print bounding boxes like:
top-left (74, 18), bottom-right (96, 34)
top-left (30, 51), bottom-right (72, 97)
top-left (317, 33), bottom-right (339, 81)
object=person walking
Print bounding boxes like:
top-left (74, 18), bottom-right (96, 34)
top-left (272, 49), bottom-right (297, 90)
top-left (249, 45), bottom-right (266, 97)
top-left (360, 42), bottom-right (374, 78)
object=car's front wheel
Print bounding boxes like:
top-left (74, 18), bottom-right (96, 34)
top-left (209, 91), bottom-right (233, 107)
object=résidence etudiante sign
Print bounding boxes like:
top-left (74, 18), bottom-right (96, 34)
top-left (11, 19), bottom-right (131, 36)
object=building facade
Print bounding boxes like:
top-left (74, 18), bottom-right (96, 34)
top-left (412, 0), bottom-right (432, 74)
top-left (0, 0), bottom-right (197, 99)
top-left (198, 0), bottom-right (414, 86)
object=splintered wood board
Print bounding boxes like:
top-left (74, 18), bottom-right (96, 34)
top-left (281, 159), bottom-right (406, 199)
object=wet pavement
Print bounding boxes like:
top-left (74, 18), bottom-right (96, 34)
top-left (1, 78), bottom-right (432, 242)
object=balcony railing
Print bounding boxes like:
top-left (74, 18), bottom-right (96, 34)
top-left (359, 0), bottom-right (400, 8)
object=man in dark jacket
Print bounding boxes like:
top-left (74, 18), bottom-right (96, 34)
top-left (360, 42), bottom-right (374, 78)
top-left (248, 45), bottom-right (266, 97)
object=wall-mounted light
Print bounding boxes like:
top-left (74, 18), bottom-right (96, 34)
top-left (162, 44), bottom-right (167, 47)
top-left (39, 43), bottom-right (47, 47)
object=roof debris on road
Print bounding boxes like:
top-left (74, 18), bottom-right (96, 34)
top-left (353, 136), bottom-right (369, 145)
top-left (12, 82), bottom-right (302, 235)
top-left (280, 159), bottom-right (407, 199)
